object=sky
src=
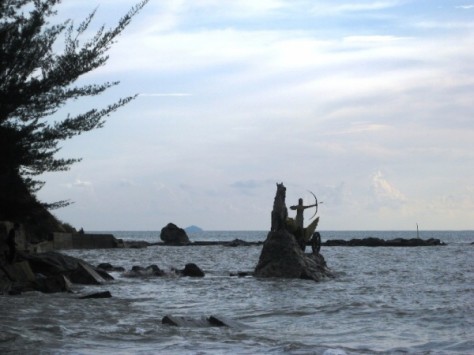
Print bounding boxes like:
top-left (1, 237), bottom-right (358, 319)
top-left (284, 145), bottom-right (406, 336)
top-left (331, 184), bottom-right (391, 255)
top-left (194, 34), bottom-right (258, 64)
top-left (37, 0), bottom-right (474, 231)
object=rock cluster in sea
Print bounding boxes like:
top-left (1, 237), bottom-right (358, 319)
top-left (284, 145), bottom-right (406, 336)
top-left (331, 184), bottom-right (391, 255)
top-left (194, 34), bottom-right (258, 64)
top-left (254, 183), bottom-right (333, 281)
top-left (323, 237), bottom-right (446, 247)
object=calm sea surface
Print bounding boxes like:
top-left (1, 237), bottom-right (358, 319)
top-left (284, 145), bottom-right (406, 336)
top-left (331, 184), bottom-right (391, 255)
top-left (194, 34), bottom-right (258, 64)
top-left (1, 230), bottom-right (473, 354)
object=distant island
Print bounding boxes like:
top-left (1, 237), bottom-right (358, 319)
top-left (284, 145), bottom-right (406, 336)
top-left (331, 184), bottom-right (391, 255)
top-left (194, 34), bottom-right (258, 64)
top-left (185, 225), bottom-right (204, 233)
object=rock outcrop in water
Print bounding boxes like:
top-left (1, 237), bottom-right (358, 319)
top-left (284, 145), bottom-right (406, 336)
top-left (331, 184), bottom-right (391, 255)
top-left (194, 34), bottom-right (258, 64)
top-left (122, 262), bottom-right (205, 278)
top-left (254, 183), bottom-right (333, 281)
top-left (160, 223), bottom-right (190, 245)
top-left (323, 237), bottom-right (446, 247)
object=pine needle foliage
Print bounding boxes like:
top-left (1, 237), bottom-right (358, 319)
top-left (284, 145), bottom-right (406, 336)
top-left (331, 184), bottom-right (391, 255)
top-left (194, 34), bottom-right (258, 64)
top-left (0, 0), bottom-right (148, 209)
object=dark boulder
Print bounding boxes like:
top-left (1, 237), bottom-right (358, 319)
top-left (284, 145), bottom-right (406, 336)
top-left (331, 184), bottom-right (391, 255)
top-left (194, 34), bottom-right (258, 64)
top-left (181, 263), bottom-right (205, 277)
top-left (160, 223), bottom-right (190, 245)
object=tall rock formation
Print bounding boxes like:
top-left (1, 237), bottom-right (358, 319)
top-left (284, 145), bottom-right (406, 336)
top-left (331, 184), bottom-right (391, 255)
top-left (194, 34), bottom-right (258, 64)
top-left (254, 183), bottom-right (333, 281)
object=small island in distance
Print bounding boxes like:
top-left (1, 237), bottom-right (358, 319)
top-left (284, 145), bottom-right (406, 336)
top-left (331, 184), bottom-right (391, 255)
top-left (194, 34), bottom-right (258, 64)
top-left (185, 225), bottom-right (204, 233)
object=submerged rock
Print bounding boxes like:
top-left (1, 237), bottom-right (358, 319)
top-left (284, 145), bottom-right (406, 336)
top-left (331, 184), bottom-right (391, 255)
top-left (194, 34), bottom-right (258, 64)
top-left (230, 271), bottom-right (253, 277)
top-left (97, 263), bottom-right (125, 272)
top-left (162, 315), bottom-right (210, 327)
top-left (123, 264), bottom-right (165, 278)
top-left (79, 291), bottom-right (112, 299)
top-left (123, 240), bottom-right (152, 249)
top-left (226, 238), bottom-right (253, 247)
top-left (123, 263), bottom-right (205, 278)
top-left (162, 314), bottom-right (247, 328)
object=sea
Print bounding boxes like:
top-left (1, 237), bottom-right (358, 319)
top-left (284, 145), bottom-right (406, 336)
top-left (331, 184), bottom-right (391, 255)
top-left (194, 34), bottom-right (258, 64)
top-left (1, 230), bottom-right (473, 354)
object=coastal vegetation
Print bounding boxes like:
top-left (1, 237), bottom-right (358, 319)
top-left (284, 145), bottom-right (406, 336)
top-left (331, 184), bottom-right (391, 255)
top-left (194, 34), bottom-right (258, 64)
top-left (0, 0), bottom-right (148, 239)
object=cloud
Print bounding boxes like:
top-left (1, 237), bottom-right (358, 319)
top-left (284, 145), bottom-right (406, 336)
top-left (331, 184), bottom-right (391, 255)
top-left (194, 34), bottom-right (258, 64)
top-left (311, 1), bottom-right (401, 15)
top-left (372, 171), bottom-right (407, 204)
top-left (455, 5), bottom-right (474, 9)
top-left (332, 122), bottom-right (392, 135)
top-left (343, 35), bottom-right (407, 45)
top-left (68, 179), bottom-right (93, 189)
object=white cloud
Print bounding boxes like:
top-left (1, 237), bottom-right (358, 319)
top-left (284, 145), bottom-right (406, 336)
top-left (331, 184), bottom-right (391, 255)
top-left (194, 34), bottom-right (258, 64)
top-left (68, 179), bottom-right (93, 189)
top-left (343, 35), bottom-right (407, 45)
top-left (372, 171), bottom-right (407, 204)
top-left (455, 5), bottom-right (474, 9)
top-left (311, 1), bottom-right (401, 15)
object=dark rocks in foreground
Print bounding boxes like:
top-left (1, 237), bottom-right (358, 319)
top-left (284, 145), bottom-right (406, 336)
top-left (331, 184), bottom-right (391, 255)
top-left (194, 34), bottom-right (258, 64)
top-left (322, 237), bottom-right (446, 247)
top-left (122, 262), bottom-right (205, 278)
top-left (0, 251), bottom-right (113, 295)
top-left (123, 264), bottom-right (165, 278)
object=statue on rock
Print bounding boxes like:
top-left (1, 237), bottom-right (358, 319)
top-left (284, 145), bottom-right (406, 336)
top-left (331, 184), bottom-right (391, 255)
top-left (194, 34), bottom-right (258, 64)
top-left (254, 183), bottom-right (333, 281)
top-left (289, 195), bottom-right (318, 251)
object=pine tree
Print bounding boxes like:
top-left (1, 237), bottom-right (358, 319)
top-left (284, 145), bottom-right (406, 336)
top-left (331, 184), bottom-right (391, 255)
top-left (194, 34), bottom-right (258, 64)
top-left (0, 0), bottom-right (148, 236)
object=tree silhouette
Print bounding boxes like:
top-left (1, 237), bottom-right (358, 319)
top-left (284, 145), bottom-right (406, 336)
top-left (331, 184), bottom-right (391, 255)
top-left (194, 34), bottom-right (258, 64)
top-left (0, 0), bottom-right (148, 235)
